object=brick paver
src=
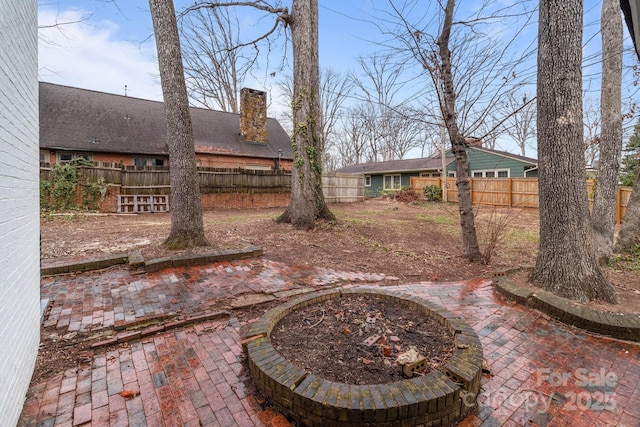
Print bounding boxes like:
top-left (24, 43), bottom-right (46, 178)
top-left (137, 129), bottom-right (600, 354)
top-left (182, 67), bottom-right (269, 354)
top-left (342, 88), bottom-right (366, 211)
top-left (18, 258), bottom-right (640, 426)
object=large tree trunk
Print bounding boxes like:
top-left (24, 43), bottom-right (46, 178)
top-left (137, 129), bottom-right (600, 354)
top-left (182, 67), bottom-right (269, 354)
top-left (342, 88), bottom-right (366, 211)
top-left (592, 0), bottom-right (623, 263)
top-left (436, 0), bottom-right (481, 261)
top-left (276, 0), bottom-right (335, 228)
top-left (530, 0), bottom-right (616, 303)
top-left (149, 0), bottom-right (209, 249)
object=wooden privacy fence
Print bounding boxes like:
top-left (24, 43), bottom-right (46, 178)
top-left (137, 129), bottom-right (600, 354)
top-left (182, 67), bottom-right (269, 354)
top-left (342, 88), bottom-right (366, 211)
top-left (410, 177), bottom-right (632, 224)
top-left (322, 172), bottom-right (365, 203)
top-left (40, 163), bottom-right (365, 206)
top-left (40, 164), bottom-right (292, 195)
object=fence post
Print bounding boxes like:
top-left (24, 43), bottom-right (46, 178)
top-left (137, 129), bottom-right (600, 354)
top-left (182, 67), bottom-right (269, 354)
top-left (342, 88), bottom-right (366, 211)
top-left (617, 185), bottom-right (622, 224)
top-left (508, 178), bottom-right (513, 207)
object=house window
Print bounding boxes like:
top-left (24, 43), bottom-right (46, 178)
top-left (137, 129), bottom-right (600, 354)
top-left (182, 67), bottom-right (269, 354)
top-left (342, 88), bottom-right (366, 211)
top-left (246, 164), bottom-right (272, 171)
top-left (420, 172), bottom-right (441, 178)
top-left (472, 169), bottom-right (509, 178)
top-left (58, 152), bottom-right (92, 163)
top-left (365, 176), bottom-right (371, 187)
top-left (383, 174), bottom-right (402, 191)
top-left (134, 157), bottom-right (165, 167)
top-left (447, 171), bottom-right (456, 178)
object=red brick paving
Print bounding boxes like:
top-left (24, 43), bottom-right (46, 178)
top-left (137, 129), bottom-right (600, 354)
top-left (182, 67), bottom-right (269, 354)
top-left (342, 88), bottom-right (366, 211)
top-left (19, 258), bottom-right (640, 426)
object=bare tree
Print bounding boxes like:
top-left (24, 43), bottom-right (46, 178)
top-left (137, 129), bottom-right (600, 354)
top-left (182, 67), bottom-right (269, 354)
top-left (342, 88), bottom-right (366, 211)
top-left (149, 0), bottom-right (209, 249)
top-left (350, 54), bottom-right (423, 162)
top-left (279, 68), bottom-right (353, 171)
top-left (592, 0), bottom-right (624, 263)
top-left (333, 103), bottom-right (378, 168)
top-left (583, 98), bottom-right (602, 167)
top-left (499, 93), bottom-right (536, 156)
top-left (435, 0), bottom-right (480, 260)
top-left (319, 68), bottom-right (354, 170)
top-left (179, 6), bottom-right (258, 112)
top-left (184, 0), bottom-right (334, 227)
top-left (276, 0), bottom-right (335, 226)
top-left (381, 0), bottom-right (537, 260)
top-left (530, 0), bottom-right (616, 303)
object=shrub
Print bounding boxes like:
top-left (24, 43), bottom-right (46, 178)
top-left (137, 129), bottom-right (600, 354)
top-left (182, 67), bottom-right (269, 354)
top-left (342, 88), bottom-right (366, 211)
top-left (40, 158), bottom-right (108, 212)
top-left (423, 185), bottom-right (443, 201)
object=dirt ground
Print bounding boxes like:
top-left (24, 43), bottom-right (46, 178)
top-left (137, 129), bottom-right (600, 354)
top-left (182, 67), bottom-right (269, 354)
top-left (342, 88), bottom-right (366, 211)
top-left (35, 198), bottom-right (640, 393)
top-left (270, 293), bottom-right (456, 385)
top-left (41, 198), bottom-right (640, 312)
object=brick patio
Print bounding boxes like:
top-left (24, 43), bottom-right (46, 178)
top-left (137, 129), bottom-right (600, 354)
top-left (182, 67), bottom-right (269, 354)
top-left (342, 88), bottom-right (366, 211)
top-left (18, 258), bottom-right (640, 426)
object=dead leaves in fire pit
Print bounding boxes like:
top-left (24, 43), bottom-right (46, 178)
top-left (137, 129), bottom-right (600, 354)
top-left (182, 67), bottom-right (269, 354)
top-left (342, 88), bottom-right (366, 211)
top-left (270, 294), bottom-right (456, 385)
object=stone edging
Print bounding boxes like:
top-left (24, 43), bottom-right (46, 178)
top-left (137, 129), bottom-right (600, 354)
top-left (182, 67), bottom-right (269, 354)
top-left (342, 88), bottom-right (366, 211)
top-left (243, 287), bottom-right (483, 427)
top-left (493, 268), bottom-right (640, 342)
top-left (40, 246), bottom-right (263, 276)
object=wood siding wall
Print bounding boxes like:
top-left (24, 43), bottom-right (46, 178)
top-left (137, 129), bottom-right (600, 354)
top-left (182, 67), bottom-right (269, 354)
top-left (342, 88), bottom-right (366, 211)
top-left (445, 148), bottom-right (538, 178)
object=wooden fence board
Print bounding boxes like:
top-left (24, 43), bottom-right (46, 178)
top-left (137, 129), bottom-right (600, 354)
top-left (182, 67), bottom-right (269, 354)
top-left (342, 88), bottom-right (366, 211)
top-left (322, 173), bottom-right (365, 203)
top-left (410, 176), bottom-right (630, 224)
top-left (40, 165), bottom-right (363, 205)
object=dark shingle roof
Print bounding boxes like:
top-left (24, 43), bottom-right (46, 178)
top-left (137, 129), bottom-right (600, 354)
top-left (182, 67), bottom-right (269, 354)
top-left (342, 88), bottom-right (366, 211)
top-left (39, 82), bottom-right (293, 160)
top-left (469, 146), bottom-right (538, 164)
top-left (336, 157), bottom-right (452, 174)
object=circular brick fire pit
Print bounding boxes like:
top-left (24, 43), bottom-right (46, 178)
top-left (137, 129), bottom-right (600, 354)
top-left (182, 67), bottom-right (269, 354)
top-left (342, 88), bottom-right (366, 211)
top-left (243, 288), bottom-right (483, 426)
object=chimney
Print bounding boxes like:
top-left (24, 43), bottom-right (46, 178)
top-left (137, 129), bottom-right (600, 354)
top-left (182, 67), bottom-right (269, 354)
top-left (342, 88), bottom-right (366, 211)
top-left (465, 137), bottom-right (482, 147)
top-left (239, 88), bottom-right (267, 144)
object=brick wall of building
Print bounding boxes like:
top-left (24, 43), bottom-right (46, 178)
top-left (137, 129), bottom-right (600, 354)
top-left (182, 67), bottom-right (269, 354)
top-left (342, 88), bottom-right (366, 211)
top-left (0, 1), bottom-right (41, 425)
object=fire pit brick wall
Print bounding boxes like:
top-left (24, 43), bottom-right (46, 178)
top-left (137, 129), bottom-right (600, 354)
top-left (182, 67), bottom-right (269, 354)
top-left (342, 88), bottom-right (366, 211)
top-left (244, 287), bottom-right (483, 427)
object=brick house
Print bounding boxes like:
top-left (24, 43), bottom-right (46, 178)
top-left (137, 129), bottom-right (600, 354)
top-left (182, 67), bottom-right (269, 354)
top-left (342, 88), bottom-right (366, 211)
top-left (39, 82), bottom-right (294, 170)
top-left (1, 1), bottom-right (40, 425)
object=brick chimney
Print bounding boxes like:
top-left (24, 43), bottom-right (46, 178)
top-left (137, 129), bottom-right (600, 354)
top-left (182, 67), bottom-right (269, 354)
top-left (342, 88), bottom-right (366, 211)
top-left (465, 137), bottom-right (482, 147)
top-left (239, 88), bottom-right (267, 144)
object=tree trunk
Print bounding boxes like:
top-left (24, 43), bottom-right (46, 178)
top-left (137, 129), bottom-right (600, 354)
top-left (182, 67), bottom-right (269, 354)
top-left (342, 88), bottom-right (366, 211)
top-left (592, 0), bottom-right (623, 264)
top-left (149, 0), bottom-right (209, 249)
top-left (276, 0), bottom-right (335, 227)
top-left (530, 0), bottom-right (616, 303)
top-left (436, 0), bottom-right (481, 261)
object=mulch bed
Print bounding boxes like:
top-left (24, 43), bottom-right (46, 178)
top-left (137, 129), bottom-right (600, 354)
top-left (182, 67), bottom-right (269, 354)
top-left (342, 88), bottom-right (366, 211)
top-left (270, 294), bottom-right (456, 385)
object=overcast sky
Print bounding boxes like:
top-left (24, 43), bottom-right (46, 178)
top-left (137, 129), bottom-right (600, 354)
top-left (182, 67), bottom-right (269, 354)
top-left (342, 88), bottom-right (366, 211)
top-left (37, 1), bottom-right (640, 156)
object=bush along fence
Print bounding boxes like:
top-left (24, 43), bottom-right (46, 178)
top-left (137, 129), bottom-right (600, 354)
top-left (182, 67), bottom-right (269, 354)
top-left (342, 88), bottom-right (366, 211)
top-left (40, 162), bottom-right (364, 213)
top-left (410, 176), bottom-right (632, 224)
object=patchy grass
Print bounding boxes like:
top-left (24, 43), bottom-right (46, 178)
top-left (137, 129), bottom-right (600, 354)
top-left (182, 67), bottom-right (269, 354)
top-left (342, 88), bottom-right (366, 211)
top-left (609, 244), bottom-right (640, 272)
top-left (415, 213), bottom-right (459, 236)
top-left (415, 213), bottom-right (458, 225)
top-left (502, 228), bottom-right (539, 246)
top-left (341, 217), bottom-right (375, 226)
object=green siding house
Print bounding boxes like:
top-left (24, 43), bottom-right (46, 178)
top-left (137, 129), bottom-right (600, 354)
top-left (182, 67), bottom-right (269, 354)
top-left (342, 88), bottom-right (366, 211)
top-left (336, 157), bottom-right (454, 197)
top-left (445, 146), bottom-right (538, 178)
top-left (336, 146), bottom-right (538, 197)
